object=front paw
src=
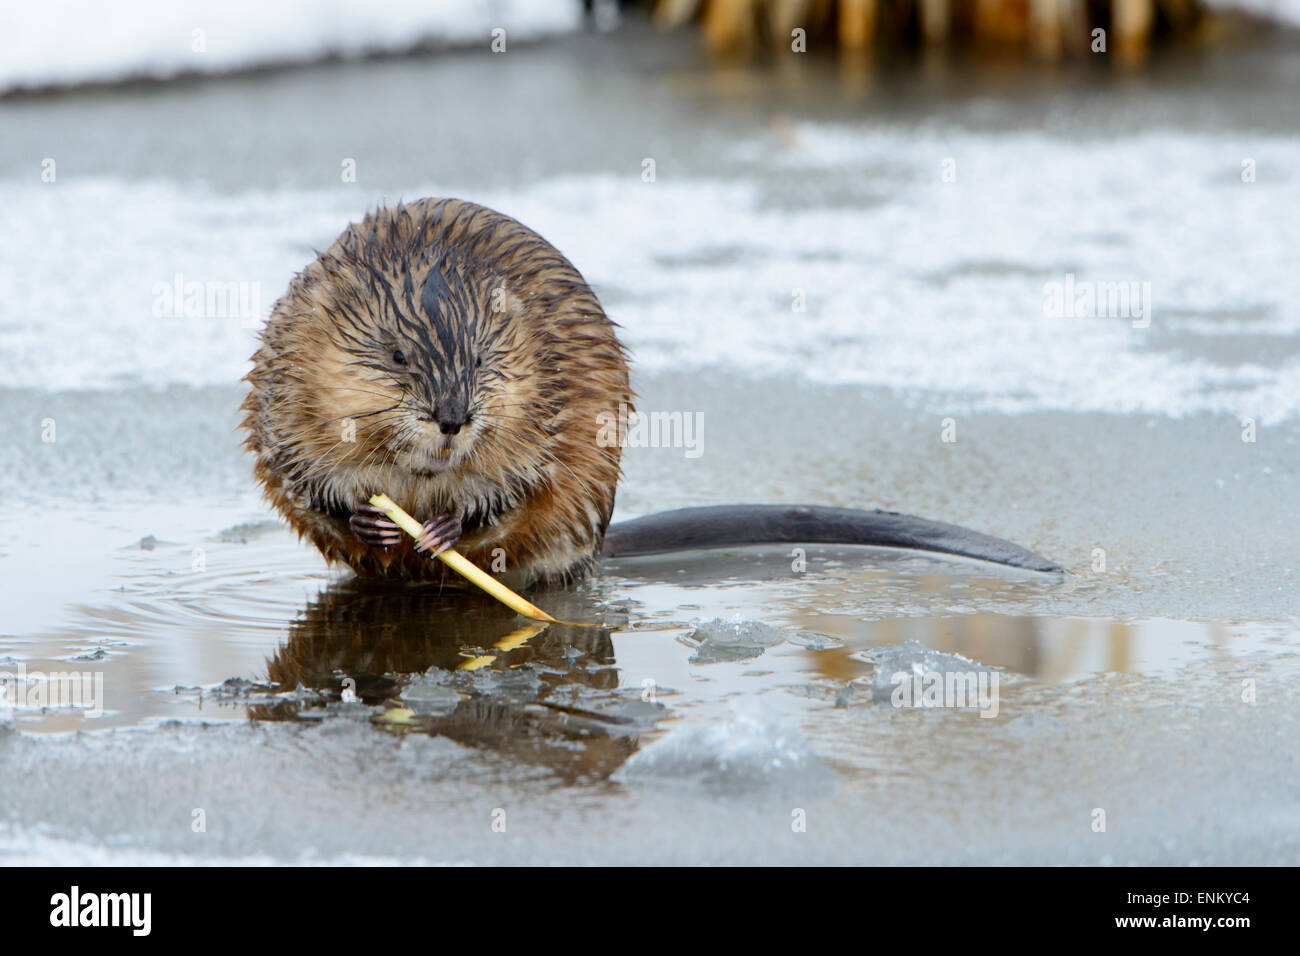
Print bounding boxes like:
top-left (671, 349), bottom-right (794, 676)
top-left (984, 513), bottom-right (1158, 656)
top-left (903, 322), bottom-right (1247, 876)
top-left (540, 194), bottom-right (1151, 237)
top-left (349, 503), bottom-right (402, 548)
top-left (415, 513), bottom-right (463, 557)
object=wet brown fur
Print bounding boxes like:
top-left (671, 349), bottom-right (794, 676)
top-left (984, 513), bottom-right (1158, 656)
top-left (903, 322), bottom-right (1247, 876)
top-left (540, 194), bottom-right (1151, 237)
top-left (240, 198), bottom-right (632, 587)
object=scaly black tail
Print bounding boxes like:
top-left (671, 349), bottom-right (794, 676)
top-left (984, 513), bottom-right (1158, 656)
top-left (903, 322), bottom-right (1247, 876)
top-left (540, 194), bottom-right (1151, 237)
top-left (602, 504), bottom-right (1061, 573)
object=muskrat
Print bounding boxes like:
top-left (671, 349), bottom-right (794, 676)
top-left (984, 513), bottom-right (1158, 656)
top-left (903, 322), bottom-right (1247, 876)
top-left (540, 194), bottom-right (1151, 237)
top-left (242, 197), bottom-right (1059, 587)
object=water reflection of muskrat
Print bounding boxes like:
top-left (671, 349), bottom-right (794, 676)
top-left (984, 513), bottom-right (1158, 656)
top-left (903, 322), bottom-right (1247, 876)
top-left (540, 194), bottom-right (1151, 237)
top-left (253, 582), bottom-right (637, 781)
top-left (242, 197), bottom-right (1059, 588)
top-left (263, 583), bottom-right (618, 700)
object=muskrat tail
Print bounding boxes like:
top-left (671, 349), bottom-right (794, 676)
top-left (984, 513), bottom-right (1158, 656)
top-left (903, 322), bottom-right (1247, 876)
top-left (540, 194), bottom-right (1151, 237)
top-left (601, 504), bottom-right (1062, 573)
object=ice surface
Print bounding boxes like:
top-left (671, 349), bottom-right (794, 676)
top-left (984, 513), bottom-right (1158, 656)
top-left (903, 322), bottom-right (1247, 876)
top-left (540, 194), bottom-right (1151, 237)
top-left (0, 651), bottom-right (1297, 864)
top-left (789, 631), bottom-right (846, 651)
top-left (614, 700), bottom-right (831, 795)
top-left (0, 1), bottom-right (583, 91)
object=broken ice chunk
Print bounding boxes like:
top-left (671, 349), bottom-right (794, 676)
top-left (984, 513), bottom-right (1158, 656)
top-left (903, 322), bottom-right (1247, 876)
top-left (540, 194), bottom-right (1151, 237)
top-left (856, 640), bottom-right (1001, 714)
top-left (680, 618), bottom-right (786, 664)
top-left (613, 699), bottom-right (831, 795)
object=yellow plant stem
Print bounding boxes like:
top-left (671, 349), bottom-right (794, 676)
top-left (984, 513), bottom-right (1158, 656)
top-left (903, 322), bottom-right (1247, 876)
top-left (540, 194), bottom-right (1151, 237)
top-left (368, 493), bottom-right (559, 624)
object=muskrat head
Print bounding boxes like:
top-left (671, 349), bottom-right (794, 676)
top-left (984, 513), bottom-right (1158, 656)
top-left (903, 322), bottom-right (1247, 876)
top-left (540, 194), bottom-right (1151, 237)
top-left (292, 246), bottom-right (548, 491)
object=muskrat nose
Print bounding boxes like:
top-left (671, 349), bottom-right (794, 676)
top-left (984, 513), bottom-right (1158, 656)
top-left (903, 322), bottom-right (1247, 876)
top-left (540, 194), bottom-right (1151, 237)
top-left (436, 412), bottom-right (470, 436)
top-left (428, 398), bottom-right (470, 435)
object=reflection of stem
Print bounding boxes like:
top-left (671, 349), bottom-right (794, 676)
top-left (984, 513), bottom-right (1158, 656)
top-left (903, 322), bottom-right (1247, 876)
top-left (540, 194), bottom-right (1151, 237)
top-left (369, 493), bottom-right (558, 623)
top-left (494, 624), bottom-right (548, 652)
top-left (459, 624), bottom-right (551, 670)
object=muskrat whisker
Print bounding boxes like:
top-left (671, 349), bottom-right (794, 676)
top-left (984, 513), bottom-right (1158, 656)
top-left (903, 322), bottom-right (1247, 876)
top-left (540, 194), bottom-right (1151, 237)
top-left (303, 417), bottom-right (401, 473)
top-left (476, 410), bottom-right (621, 471)
top-left (353, 430), bottom-right (399, 476)
top-left (312, 408), bottom-right (399, 428)
top-left (296, 408), bottom-right (405, 468)
top-left (475, 400), bottom-right (548, 412)
top-left (300, 411), bottom-right (406, 482)
top-left (349, 402), bottom-right (405, 421)
top-left (476, 417), bottom-right (601, 496)
top-left (288, 402), bottom-right (404, 431)
top-left (472, 410), bottom-right (538, 427)
top-left (310, 384), bottom-right (404, 401)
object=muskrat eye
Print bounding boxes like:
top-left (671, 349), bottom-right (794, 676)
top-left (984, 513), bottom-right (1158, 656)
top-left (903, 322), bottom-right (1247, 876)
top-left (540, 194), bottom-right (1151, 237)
top-left (392, 350), bottom-right (407, 366)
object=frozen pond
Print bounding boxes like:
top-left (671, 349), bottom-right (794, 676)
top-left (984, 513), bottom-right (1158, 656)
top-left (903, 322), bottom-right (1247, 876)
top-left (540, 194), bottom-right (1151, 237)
top-left (1, 24), bottom-right (1298, 863)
